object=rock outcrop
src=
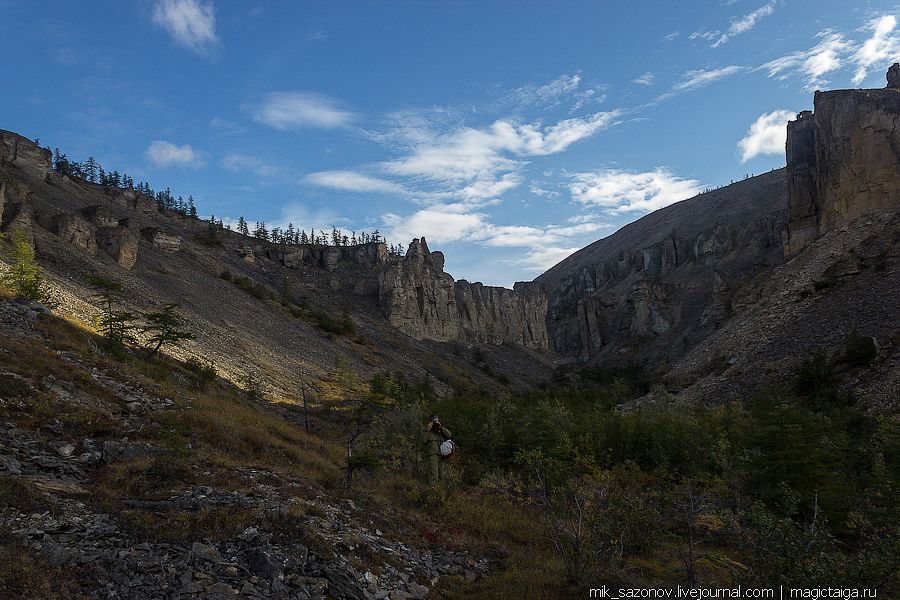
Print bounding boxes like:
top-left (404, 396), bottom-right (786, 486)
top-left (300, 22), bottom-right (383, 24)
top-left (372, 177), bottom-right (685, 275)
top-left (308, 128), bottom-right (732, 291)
top-left (785, 74), bottom-right (900, 254)
top-left (52, 213), bottom-right (98, 255)
top-left (0, 130), bottom-right (51, 175)
top-left (142, 227), bottom-right (182, 252)
top-left (537, 171), bottom-right (786, 364)
top-left (83, 205), bottom-right (119, 228)
top-left (377, 238), bottom-right (549, 348)
top-left (96, 226), bottom-right (138, 269)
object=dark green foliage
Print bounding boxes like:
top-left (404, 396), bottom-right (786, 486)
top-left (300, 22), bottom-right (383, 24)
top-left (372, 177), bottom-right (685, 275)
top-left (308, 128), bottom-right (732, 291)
top-left (195, 221), bottom-right (223, 247)
top-left (84, 273), bottom-right (136, 349)
top-left (844, 330), bottom-right (877, 366)
top-left (748, 391), bottom-right (848, 521)
top-left (278, 276), bottom-right (294, 306)
top-left (184, 356), bottom-right (217, 389)
top-left (140, 302), bottom-right (194, 359)
top-left (218, 270), bottom-right (232, 281)
top-left (794, 349), bottom-right (851, 410)
top-left (1, 229), bottom-right (51, 304)
top-left (251, 282), bottom-right (272, 300)
top-left (233, 276), bottom-right (253, 291)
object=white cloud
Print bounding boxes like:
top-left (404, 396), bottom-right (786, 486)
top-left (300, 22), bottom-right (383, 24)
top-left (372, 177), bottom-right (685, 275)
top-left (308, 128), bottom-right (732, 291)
top-left (673, 66), bottom-right (744, 91)
top-left (737, 109), bottom-right (795, 162)
top-left (509, 74), bottom-right (581, 108)
top-left (250, 92), bottom-right (356, 130)
top-left (632, 72), bottom-right (656, 86)
top-left (209, 117), bottom-right (245, 135)
top-left (510, 246), bottom-right (582, 273)
top-left (304, 170), bottom-right (406, 194)
top-left (761, 31), bottom-right (850, 89)
top-left (221, 153), bottom-right (276, 177)
top-left (712, 1), bottom-right (776, 47)
top-left (383, 208), bottom-right (485, 244)
top-left (569, 168), bottom-right (703, 214)
top-left (146, 140), bottom-right (207, 168)
top-left (383, 111), bottom-right (621, 186)
top-left (150, 0), bottom-right (219, 56)
top-left (852, 15), bottom-right (900, 85)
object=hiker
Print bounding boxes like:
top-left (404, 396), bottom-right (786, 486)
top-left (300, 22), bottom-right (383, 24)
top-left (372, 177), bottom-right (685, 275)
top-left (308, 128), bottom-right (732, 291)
top-left (420, 414), bottom-right (452, 486)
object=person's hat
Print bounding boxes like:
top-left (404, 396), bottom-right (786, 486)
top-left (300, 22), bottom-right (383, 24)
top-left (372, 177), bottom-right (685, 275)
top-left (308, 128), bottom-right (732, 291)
top-left (429, 414), bottom-right (439, 421)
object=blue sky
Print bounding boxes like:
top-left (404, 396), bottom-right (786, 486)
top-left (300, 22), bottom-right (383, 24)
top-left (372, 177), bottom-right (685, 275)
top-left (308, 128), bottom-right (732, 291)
top-left (2, 1), bottom-right (899, 287)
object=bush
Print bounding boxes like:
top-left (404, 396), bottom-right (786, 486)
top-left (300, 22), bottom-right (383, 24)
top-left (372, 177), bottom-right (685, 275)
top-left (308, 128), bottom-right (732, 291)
top-left (844, 330), bottom-right (877, 367)
top-left (184, 356), bottom-right (217, 389)
top-left (219, 270), bottom-right (232, 281)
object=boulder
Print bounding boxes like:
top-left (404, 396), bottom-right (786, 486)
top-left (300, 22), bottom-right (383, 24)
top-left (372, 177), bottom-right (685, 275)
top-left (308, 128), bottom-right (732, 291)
top-left (96, 226), bottom-right (138, 269)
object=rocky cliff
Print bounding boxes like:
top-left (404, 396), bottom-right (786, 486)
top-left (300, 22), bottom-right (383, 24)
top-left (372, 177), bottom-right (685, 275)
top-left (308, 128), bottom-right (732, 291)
top-left (536, 172), bottom-right (787, 364)
top-left (785, 68), bottom-right (900, 255)
top-left (0, 127), bottom-right (555, 398)
top-left (377, 238), bottom-right (548, 348)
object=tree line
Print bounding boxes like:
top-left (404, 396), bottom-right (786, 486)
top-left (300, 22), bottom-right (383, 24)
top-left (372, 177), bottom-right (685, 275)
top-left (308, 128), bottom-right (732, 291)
top-left (43, 140), bottom-right (406, 256)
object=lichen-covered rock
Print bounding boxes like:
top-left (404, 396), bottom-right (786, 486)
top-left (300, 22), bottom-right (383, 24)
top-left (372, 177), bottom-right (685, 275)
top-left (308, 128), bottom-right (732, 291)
top-left (53, 213), bottom-right (97, 255)
top-left (96, 226), bottom-right (138, 269)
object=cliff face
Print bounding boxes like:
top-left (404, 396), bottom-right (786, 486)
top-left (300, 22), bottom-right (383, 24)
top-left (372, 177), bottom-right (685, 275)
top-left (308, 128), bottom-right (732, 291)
top-left (376, 238), bottom-right (548, 348)
top-left (537, 172), bottom-right (787, 364)
top-left (785, 84), bottom-right (900, 254)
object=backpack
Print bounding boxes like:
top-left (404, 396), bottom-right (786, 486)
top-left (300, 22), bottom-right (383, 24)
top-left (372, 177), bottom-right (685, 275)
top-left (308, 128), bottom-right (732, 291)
top-left (440, 439), bottom-right (455, 460)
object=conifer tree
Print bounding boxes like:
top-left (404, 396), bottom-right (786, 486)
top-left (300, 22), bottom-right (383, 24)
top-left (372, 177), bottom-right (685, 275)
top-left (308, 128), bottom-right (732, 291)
top-left (141, 302), bottom-right (194, 359)
top-left (83, 157), bottom-right (98, 183)
top-left (238, 217), bottom-right (249, 236)
top-left (85, 274), bottom-right (136, 347)
top-left (188, 195), bottom-right (198, 219)
top-left (1, 229), bottom-right (49, 303)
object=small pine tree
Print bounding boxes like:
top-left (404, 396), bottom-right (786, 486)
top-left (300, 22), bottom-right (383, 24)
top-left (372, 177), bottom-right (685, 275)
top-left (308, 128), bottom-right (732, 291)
top-left (141, 302), bottom-right (194, 359)
top-left (1, 229), bottom-right (49, 303)
top-left (238, 216), bottom-right (249, 236)
top-left (85, 274), bottom-right (136, 348)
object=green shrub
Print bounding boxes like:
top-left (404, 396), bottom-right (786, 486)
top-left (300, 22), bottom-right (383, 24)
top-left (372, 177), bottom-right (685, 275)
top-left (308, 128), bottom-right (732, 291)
top-left (844, 330), bottom-right (877, 367)
top-left (184, 356), bottom-right (217, 389)
top-left (219, 270), bottom-right (232, 281)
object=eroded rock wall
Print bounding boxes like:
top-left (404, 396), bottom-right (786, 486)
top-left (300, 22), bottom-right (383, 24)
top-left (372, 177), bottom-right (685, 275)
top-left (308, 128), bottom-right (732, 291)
top-left (786, 84), bottom-right (900, 254)
top-left (376, 238), bottom-right (548, 348)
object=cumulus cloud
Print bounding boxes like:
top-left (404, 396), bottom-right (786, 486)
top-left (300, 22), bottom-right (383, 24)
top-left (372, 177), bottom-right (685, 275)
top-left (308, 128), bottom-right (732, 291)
top-left (150, 0), bottom-right (219, 56)
top-left (146, 140), bottom-right (207, 168)
top-left (852, 15), bottom-right (900, 85)
top-left (382, 208), bottom-right (486, 244)
top-left (303, 170), bottom-right (406, 194)
top-left (737, 109), bottom-right (795, 162)
top-left (221, 153), bottom-right (276, 177)
top-left (383, 111), bottom-right (622, 185)
top-left (569, 168), bottom-right (703, 214)
top-left (250, 92), bottom-right (356, 130)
